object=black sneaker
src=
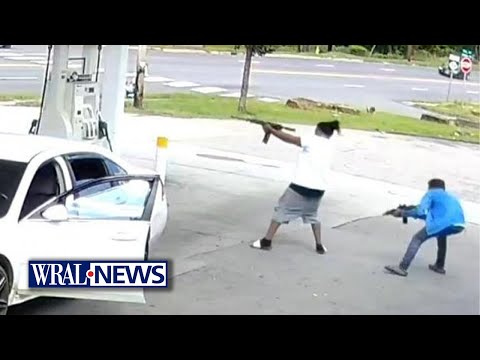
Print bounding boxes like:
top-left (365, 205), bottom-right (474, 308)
top-left (429, 264), bottom-right (446, 275)
top-left (250, 238), bottom-right (272, 251)
top-left (384, 265), bottom-right (408, 277)
top-left (316, 243), bottom-right (328, 254)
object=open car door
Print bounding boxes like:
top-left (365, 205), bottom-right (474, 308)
top-left (16, 175), bottom-right (162, 304)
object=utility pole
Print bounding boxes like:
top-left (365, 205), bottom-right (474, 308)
top-left (134, 45), bottom-right (147, 109)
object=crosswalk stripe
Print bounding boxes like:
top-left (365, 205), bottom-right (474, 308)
top-left (192, 86), bottom-right (227, 94)
top-left (165, 81), bottom-right (200, 88)
top-left (220, 92), bottom-right (255, 98)
top-left (144, 76), bottom-right (174, 83)
top-left (5, 56), bottom-right (46, 61)
top-left (0, 76), bottom-right (38, 80)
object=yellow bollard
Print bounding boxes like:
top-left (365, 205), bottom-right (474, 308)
top-left (155, 137), bottom-right (169, 184)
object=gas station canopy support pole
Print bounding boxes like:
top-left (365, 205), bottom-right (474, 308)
top-left (100, 45), bottom-right (129, 151)
top-left (38, 45), bottom-right (71, 138)
top-left (82, 45), bottom-right (99, 76)
top-left (32, 45), bottom-right (129, 153)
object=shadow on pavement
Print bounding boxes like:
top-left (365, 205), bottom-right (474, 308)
top-left (8, 297), bottom-right (74, 315)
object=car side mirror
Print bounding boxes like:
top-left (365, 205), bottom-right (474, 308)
top-left (42, 204), bottom-right (69, 222)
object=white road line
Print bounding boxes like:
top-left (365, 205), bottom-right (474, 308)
top-left (0, 52), bottom-right (23, 57)
top-left (252, 69), bottom-right (480, 87)
top-left (258, 97), bottom-right (281, 103)
top-left (192, 86), bottom-right (227, 94)
top-left (0, 63), bottom-right (43, 68)
top-left (238, 60), bottom-right (260, 64)
top-left (221, 92), bottom-right (255, 98)
top-left (316, 64), bottom-right (335, 68)
top-left (466, 90), bottom-right (479, 95)
top-left (344, 84), bottom-right (365, 88)
top-left (412, 87), bottom-right (428, 91)
top-left (144, 76), bottom-right (174, 83)
top-left (380, 68), bottom-right (396, 72)
top-left (32, 60), bottom-right (50, 65)
top-left (23, 53), bottom-right (48, 56)
top-left (165, 81), bottom-right (200, 88)
top-left (0, 76), bottom-right (38, 80)
top-left (162, 48), bottom-right (206, 54)
top-left (5, 56), bottom-right (46, 61)
top-left (31, 61), bottom-right (82, 69)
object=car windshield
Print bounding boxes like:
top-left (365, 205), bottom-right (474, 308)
top-left (0, 160), bottom-right (27, 218)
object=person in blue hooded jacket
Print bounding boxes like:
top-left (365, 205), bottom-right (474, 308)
top-left (385, 178), bottom-right (465, 277)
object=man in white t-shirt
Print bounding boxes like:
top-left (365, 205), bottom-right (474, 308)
top-left (251, 120), bottom-right (340, 254)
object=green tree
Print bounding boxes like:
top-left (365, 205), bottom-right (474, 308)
top-left (235, 45), bottom-right (278, 112)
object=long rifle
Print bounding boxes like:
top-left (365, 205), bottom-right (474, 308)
top-left (232, 117), bottom-right (296, 144)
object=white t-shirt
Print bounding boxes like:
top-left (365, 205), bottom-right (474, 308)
top-left (291, 134), bottom-right (334, 191)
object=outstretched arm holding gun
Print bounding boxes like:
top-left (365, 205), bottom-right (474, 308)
top-left (261, 122), bottom-right (301, 147)
top-left (384, 204), bottom-right (417, 224)
top-left (232, 117), bottom-right (297, 145)
top-left (384, 192), bottom-right (433, 224)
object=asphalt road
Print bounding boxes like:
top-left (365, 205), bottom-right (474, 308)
top-left (0, 45), bottom-right (479, 118)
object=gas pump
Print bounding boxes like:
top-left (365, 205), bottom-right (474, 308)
top-left (29, 45), bottom-right (113, 151)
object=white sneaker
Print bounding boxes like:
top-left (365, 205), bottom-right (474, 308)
top-left (250, 238), bottom-right (272, 250)
top-left (316, 243), bottom-right (327, 254)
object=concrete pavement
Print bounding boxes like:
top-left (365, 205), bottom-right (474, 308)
top-left (1, 104), bottom-right (479, 315)
top-left (1, 45), bottom-right (479, 118)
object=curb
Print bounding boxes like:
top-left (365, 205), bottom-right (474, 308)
top-left (265, 54), bottom-right (365, 63)
top-left (0, 101), bottom-right (17, 106)
top-left (150, 47), bottom-right (209, 54)
top-left (148, 47), bottom-right (475, 70)
top-left (149, 47), bottom-right (367, 63)
top-left (1, 102), bottom-right (477, 145)
top-left (0, 100), bottom-right (39, 107)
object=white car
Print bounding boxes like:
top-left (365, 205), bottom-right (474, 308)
top-left (0, 133), bottom-right (168, 315)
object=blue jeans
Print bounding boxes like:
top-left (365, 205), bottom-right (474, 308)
top-left (399, 225), bottom-right (464, 270)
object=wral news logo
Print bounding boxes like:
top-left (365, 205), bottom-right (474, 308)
top-left (28, 261), bottom-right (168, 288)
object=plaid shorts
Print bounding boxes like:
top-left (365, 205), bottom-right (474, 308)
top-left (272, 187), bottom-right (324, 224)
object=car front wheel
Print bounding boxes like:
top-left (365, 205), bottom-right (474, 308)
top-left (0, 265), bottom-right (10, 315)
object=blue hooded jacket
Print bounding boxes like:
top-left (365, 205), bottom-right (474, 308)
top-left (404, 189), bottom-right (465, 236)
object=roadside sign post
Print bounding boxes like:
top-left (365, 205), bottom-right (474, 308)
top-left (460, 57), bottom-right (472, 87)
top-left (446, 60), bottom-right (457, 102)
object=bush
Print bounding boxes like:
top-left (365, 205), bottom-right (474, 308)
top-left (276, 45), bottom-right (300, 53)
top-left (315, 45), bottom-right (329, 53)
top-left (415, 49), bottom-right (433, 61)
top-left (350, 45), bottom-right (369, 56)
top-left (433, 46), bottom-right (452, 57)
top-left (335, 46), bottom-right (350, 54)
top-left (386, 52), bottom-right (403, 60)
